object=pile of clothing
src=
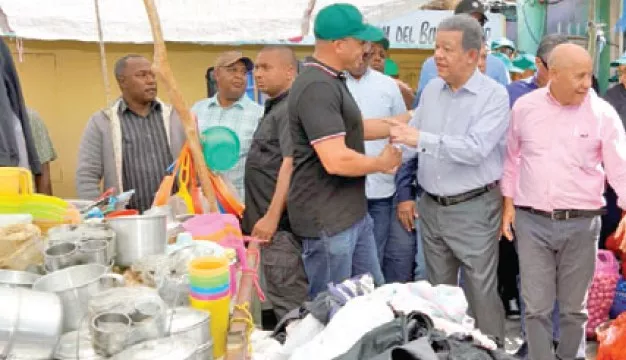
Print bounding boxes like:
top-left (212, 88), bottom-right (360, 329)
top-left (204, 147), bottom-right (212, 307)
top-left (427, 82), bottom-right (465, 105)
top-left (251, 275), bottom-right (518, 360)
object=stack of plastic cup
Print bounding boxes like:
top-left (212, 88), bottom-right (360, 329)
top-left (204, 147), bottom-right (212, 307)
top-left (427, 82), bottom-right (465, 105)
top-left (189, 255), bottom-right (231, 359)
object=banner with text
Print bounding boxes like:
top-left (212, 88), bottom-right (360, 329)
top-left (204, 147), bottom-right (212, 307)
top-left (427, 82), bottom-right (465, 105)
top-left (244, 10), bottom-right (506, 49)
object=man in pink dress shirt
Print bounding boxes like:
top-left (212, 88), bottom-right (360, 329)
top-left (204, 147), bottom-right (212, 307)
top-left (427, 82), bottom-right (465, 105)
top-left (501, 43), bottom-right (626, 360)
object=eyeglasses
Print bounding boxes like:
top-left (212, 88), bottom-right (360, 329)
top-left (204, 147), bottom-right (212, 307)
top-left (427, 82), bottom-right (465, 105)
top-left (540, 57), bottom-right (549, 70)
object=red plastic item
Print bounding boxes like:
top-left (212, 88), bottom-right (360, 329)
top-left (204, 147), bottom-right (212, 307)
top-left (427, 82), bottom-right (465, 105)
top-left (105, 209), bottom-right (139, 218)
top-left (597, 313), bottom-right (626, 360)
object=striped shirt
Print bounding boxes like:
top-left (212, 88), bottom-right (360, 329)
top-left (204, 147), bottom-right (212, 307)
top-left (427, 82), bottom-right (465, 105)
top-left (191, 94), bottom-right (263, 202)
top-left (119, 100), bottom-right (173, 212)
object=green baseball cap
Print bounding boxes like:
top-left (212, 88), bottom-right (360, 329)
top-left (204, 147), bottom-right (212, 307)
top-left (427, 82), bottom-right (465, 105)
top-left (384, 58), bottom-right (399, 76)
top-left (376, 37), bottom-right (390, 50)
top-left (492, 52), bottom-right (523, 74)
top-left (314, 3), bottom-right (384, 42)
top-left (512, 53), bottom-right (537, 72)
top-left (491, 37), bottom-right (516, 52)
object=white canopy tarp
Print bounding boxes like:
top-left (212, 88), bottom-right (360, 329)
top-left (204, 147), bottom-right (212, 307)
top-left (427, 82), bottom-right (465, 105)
top-left (0, 0), bottom-right (433, 44)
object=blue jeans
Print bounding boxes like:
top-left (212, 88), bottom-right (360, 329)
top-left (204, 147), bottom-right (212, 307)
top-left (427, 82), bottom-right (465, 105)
top-left (368, 196), bottom-right (416, 283)
top-left (301, 215), bottom-right (384, 298)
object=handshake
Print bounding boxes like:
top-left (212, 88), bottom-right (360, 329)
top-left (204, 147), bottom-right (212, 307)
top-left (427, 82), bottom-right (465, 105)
top-left (375, 113), bottom-right (419, 174)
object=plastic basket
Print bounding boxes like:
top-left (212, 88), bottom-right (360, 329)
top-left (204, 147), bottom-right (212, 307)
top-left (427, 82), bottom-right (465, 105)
top-left (0, 167), bottom-right (33, 196)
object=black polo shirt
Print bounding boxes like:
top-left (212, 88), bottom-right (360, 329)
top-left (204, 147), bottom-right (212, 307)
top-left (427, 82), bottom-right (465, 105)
top-left (287, 57), bottom-right (367, 238)
top-left (241, 91), bottom-right (292, 235)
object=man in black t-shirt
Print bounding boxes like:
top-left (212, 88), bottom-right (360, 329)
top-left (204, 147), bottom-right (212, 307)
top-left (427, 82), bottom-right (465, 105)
top-left (288, 3), bottom-right (402, 298)
top-left (241, 46), bottom-right (308, 320)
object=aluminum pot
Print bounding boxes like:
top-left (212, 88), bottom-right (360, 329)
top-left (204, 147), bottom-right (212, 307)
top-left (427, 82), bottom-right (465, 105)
top-left (106, 214), bottom-right (167, 267)
top-left (166, 307), bottom-right (211, 346)
top-left (0, 287), bottom-right (63, 359)
top-left (110, 336), bottom-right (198, 360)
top-left (32, 264), bottom-right (124, 332)
top-left (0, 269), bottom-right (40, 288)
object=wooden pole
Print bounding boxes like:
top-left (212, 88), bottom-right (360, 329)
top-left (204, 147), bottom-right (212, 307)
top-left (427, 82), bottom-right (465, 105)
top-left (93, 0), bottom-right (111, 105)
top-left (142, 0), bottom-right (218, 212)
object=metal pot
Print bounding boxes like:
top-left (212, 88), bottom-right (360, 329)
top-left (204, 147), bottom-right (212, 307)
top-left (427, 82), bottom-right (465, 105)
top-left (32, 264), bottom-right (125, 332)
top-left (110, 336), bottom-right (199, 360)
top-left (106, 214), bottom-right (167, 267)
top-left (44, 242), bottom-right (81, 271)
top-left (0, 269), bottom-right (40, 288)
top-left (166, 307), bottom-right (211, 347)
top-left (0, 287), bottom-right (63, 359)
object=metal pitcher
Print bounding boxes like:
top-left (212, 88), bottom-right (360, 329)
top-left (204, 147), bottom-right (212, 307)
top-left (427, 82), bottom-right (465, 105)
top-left (32, 264), bottom-right (124, 332)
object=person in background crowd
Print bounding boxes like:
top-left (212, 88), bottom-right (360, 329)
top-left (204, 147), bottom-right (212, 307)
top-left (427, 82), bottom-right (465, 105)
top-left (346, 40), bottom-right (415, 283)
top-left (369, 36), bottom-right (416, 109)
top-left (191, 51), bottom-right (264, 202)
top-left (288, 3), bottom-right (402, 298)
top-left (604, 53), bottom-right (626, 125)
top-left (369, 37), bottom-right (388, 73)
top-left (491, 37), bottom-right (517, 59)
top-left (501, 43), bottom-right (626, 360)
top-left (76, 55), bottom-right (185, 212)
top-left (0, 39), bottom-right (41, 175)
top-left (511, 52), bottom-right (537, 82)
top-left (241, 46), bottom-right (308, 320)
top-left (27, 108), bottom-right (57, 195)
top-left (387, 14), bottom-right (509, 343)
top-left (491, 52), bottom-right (524, 81)
top-left (412, 0), bottom-right (509, 108)
top-left (600, 53), bottom-right (626, 288)
top-left (500, 34), bottom-right (589, 360)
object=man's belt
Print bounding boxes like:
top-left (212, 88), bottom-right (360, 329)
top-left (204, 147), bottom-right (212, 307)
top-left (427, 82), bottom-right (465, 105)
top-left (427, 181), bottom-right (498, 207)
top-left (516, 206), bottom-right (606, 221)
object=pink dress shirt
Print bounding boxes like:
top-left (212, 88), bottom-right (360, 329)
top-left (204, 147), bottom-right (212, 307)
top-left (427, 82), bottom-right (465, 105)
top-left (501, 87), bottom-right (626, 211)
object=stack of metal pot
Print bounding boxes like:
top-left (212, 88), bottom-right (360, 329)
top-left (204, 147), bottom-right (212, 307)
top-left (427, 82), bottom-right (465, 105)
top-left (44, 222), bottom-right (116, 271)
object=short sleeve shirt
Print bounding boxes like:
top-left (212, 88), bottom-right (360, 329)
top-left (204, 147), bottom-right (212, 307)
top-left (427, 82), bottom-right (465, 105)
top-left (241, 91), bottom-right (293, 234)
top-left (287, 57), bottom-right (367, 238)
top-left (26, 108), bottom-right (57, 164)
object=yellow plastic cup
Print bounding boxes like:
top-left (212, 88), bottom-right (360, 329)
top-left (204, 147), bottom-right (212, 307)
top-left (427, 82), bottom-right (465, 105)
top-left (188, 255), bottom-right (230, 277)
top-left (189, 294), bottom-right (230, 359)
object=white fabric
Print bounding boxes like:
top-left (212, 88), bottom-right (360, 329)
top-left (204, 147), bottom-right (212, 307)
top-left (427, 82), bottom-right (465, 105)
top-left (0, 0), bottom-right (430, 43)
top-left (255, 281), bottom-right (497, 360)
top-left (346, 69), bottom-right (407, 199)
top-left (289, 295), bottom-right (395, 360)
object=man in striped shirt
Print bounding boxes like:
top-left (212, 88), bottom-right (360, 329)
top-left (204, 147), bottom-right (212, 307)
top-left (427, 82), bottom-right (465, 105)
top-left (76, 55), bottom-right (185, 212)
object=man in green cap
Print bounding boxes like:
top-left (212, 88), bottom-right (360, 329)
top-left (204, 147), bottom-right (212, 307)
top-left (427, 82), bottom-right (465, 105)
top-left (287, 3), bottom-right (402, 298)
top-left (511, 52), bottom-right (537, 81)
top-left (491, 37), bottom-right (516, 59)
top-left (370, 37), bottom-right (389, 73)
top-left (491, 51), bottom-right (524, 80)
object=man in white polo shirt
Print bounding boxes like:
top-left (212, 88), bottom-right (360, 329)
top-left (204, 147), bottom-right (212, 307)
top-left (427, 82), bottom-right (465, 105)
top-left (346, 48), bottom-right (415, 283)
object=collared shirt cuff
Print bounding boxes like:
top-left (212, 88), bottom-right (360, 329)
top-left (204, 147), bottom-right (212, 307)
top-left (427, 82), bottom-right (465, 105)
top-left (500, 181), bottom-right (515, 198)
top-left (416, 131), bottom-right (440, 155)
top-left (397, 186), bottom-right (416, 202)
